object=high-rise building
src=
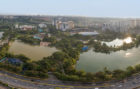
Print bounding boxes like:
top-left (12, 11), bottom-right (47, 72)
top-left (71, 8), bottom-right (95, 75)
top-left (67, 21), bottom-right (75, 29)
top-left (54, 20), bottom-right (75, 31)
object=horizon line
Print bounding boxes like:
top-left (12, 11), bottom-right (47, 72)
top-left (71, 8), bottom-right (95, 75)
top-left (0, 13), bottom-right (140, 19)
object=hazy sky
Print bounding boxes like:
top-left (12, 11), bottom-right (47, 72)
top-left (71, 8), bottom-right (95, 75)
top-left (0, 0), bottom-right (139, 17)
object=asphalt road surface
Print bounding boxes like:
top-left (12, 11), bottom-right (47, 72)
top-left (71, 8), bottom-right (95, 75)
top-left (0, 70), bottom-right (140, 89)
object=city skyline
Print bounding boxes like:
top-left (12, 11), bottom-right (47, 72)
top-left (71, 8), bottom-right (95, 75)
top-left (0, 0), bottom-right (140, 18)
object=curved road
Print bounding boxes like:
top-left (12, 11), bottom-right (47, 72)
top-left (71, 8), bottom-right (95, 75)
top-left (0, 70), bottom-right (140, 89)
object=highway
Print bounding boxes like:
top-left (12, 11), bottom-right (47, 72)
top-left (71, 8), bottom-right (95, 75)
top-left (0, 70), bottom-right (140, 89)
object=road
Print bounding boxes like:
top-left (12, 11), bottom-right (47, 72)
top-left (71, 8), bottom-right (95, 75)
top-left (0, 70), bottom-right (140, 89)
top-left (0, 85), bottom-right (10, 89)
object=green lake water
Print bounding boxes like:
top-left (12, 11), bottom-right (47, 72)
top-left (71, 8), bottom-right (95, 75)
top-left (9, 40), bottom-right (58, 61)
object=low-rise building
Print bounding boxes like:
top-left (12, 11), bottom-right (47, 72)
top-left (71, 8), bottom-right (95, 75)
top-left (19, 25), bottom-right (35, 30)
top-left (38, 23), bottom-right (47, 28)
top-left (15, 24), bottom-right (19, 29)
top-left (82, 46), bottom-right (88, 51)
top-left (78, 31), bottom-right (99, 36)
top-left (7, 58), bottom-right (23, 65)
top-left (33, 33), bottom-right (46, 40)
top-left (0, 39), bottom-right (9, 46)
top-left (47, 33), bottom-right (51, 37)
top-left (40, 42), bottom-right (51, 46)
top-left (38, 28), bottom-right (43, 33)
top-left (15, 24), bottom-right (36, 30)
top-left (0, 32), bottom-right (4, 39)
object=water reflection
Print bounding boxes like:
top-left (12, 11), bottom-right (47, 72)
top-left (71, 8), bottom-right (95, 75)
top-left (102, 37), bottom-right (132, 47)
top-left (123, 37), bottom-right (132, 44)
top-left (77, 47), bottom-right (140, 72)
top-left (125, 52), bottom-right (132, 57)
top-left (77, 37), bottom-right (139, 73)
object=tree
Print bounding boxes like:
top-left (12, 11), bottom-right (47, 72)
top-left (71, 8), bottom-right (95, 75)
top-left (16, 54), bottom-right (31, 62)
top-left (135, 64), bottom-right (140, 72)
top-left (85, 72), bottom-right (95, 82)
top-left (23, 62), bottom-right (37, 70)
top-left (113, 69), bottom-right (125, 80)
top-left (125, 66), bottom-right (135, 77)
top-left (51, 52), bottom-right (68, 74)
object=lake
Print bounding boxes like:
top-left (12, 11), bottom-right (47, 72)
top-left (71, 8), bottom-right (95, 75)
top-left (9, 38), bottom-right (140, 73)
top-left (76, 37), bottom-right (140, 72)
top-left (9, 40), bottom-right (58, 61)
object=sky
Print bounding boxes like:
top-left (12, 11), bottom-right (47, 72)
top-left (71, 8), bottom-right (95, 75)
top-left (0, 0), bottom-right (140, 17)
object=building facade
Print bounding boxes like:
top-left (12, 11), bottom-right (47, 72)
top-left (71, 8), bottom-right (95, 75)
top-left (53, 20), bottom-right (75, 31)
